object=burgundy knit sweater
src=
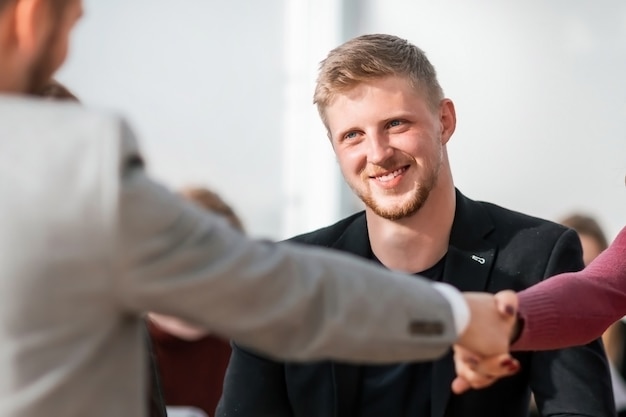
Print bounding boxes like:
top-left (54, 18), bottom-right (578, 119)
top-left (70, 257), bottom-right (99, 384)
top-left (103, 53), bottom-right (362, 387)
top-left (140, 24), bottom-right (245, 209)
top-left (147, 321), bottom-right (232, 416)
top-left (513, 226), bottom-right (626, 351)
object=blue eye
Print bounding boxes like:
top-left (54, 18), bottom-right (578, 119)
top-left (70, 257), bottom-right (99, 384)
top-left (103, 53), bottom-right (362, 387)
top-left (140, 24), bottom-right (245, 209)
top-left (389, 120), bottom-right (402, 127)
top-left (344, 131), bottom-right (358, 140)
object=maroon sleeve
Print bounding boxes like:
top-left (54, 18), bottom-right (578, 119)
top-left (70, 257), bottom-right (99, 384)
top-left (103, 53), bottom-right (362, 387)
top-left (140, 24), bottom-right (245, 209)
top-left (513, 226), bottom-right (626, 351)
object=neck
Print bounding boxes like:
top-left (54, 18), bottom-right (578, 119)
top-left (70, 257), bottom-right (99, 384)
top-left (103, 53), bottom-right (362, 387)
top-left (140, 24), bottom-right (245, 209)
top-left (366, 166), bottom-right (456, 274)
top-left (0, 65), bottom-right (24, 93)
top-left (0, 8), bottom-right (28, 95)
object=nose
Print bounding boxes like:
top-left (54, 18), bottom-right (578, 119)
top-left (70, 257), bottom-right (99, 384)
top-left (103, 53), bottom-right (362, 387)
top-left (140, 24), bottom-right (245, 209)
top-left (366, 133), bottom-right (393, 164)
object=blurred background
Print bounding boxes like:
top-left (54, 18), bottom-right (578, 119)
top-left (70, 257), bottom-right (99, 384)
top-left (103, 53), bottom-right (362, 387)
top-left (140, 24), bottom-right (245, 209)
top-left (57, 0), bottom-right (626, 241)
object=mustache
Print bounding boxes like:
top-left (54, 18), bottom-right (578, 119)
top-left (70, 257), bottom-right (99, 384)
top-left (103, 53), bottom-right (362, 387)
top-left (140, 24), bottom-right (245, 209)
top-left (363, 160), bottom-right (412, 177)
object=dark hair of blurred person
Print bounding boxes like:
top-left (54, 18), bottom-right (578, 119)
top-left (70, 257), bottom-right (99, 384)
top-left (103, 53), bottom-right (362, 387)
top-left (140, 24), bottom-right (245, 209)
top-left (179, 186), bottom-right (244, 232)
top-left (35, 79), bottom-right (80, 101)
top-left (560, 214), bottom-right (609, 266)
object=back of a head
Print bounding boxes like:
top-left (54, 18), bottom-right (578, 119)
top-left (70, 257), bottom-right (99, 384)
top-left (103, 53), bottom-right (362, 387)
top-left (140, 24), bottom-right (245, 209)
top-left (180, 186), bottom-right (244, 232)
top-left (0, 0), bottom-right (82, 95)
top-left (0, 0), bottom-right (72, 14)
top-left (560, 213), bottom-right (609, 251)
top-left (314, 33), bottom-right (444, 126)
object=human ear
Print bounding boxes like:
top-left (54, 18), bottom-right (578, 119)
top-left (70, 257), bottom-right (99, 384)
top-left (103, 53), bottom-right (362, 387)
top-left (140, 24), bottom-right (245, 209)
top-left (439, 98), bottom-right (457, 145)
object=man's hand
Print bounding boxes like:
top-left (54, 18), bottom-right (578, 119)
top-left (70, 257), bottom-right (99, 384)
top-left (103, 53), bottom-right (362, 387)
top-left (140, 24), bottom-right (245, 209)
top-left (148, 312), bottom-right (210, 341)
top-left (451, 346), bottom-right (519, 394)
top-left (457, 291), bottom-right (518, 356)
top-left (451, 290), bottom-right (521, 394)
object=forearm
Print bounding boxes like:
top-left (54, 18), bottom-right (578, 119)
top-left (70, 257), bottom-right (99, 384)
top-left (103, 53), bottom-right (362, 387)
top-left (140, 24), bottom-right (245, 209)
top-left (513, 273), bottom-right (619, 350)
top-left (514, 227), bottom-right (626, 351)
top-left (116, 169), bottom-right (459, 363)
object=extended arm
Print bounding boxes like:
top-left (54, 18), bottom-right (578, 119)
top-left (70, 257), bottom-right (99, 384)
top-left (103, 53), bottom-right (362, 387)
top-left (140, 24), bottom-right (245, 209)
top-left (454, 228), bottom-right (622, 413)
top-left (112, 120), bottom-right (459, 363)
top-left (514, 226), bottom-right (626, 350)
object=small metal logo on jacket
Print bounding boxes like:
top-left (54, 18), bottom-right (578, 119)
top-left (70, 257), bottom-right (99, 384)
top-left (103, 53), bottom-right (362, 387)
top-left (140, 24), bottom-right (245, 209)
top-left (471, 255), bottom-right (486, 264)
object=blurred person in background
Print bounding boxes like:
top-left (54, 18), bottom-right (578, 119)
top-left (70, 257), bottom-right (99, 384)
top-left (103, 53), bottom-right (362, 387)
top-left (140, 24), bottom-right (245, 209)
top-left (524, 213), bottom-right (621, 417)
top-left (561, 214), bottom-right (626, 416)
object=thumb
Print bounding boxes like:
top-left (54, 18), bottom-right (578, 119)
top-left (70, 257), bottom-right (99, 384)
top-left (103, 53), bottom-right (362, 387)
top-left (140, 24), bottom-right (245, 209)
top-left (451, 376), bottom-right (472, 394)
top-left (494, 290), bottom-right (518, 318)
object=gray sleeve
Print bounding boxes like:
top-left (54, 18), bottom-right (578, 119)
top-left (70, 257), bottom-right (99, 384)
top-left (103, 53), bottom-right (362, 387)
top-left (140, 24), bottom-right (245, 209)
top-left (111, 120), bottom-right (458, 363)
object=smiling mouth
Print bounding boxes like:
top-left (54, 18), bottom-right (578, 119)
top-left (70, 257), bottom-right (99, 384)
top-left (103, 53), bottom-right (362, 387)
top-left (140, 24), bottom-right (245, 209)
top-left (371, 166), bottom-right (409, 182)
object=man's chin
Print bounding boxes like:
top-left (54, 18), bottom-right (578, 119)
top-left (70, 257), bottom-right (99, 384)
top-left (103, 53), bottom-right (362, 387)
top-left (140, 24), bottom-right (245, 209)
top-left (365, 200), bottom-right (422, 221)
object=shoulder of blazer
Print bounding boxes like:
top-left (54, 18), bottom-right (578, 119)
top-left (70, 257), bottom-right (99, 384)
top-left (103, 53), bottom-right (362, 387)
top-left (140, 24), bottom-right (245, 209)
top-left (453, 188), bottom-right (571, 247)
top-left (285, 211), bottom-right (366, 247)
top-left (454, 190), bottom-right (583, 293)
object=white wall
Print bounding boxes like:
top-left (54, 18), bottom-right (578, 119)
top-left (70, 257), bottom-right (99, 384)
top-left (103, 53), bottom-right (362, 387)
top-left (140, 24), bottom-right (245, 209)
top-left (353, 0), bottom-right (626, 240)
top-left (57, 0), bottom-right (287, 239)
top-left (58, 0), bottom-right (625, 241)
top-left (281, 0), bottom-right (345, 238)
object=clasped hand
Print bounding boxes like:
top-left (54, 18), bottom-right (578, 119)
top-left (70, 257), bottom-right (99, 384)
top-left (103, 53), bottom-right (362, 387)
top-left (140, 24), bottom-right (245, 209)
top-left (453, 290), bottom-right (521, 394)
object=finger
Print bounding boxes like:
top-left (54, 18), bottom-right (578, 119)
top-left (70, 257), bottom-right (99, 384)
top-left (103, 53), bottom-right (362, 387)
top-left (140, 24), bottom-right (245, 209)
top-left (494, 290), bottom-right (518, 318)
top-left (453, 345), bottom-right (482, 365)
top-left (454, 354), bottom-right (520, 393)
top-left (451, 376), bottom-right (472, 394)
top-left (497, 357), bottom-right (521, 376)
top-left (453, 369), bottom-right (496, 391)
top-left (474, 355), bottom-right (521, 379)
top-left (452, 374), bottom-right (496, 394)
top-left (471, 353), bottom-right (514, 376)
top-left (454, 354), bottom-right (498, 390)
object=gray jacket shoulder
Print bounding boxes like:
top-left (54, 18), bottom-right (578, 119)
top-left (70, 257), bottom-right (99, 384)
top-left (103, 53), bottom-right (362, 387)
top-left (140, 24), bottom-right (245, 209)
top-left (0, 96), bottom-right (139, 158)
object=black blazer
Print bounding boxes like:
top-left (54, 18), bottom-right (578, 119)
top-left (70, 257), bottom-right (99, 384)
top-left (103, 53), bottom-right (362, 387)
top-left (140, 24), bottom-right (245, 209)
top-left (218, 190), bottom-right (615, 417)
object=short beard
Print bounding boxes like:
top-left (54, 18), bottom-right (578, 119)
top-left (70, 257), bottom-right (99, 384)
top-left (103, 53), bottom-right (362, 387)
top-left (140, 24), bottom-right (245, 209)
top-left (358, 181), bottom-right (433, 221)
top-left (355, 156), bottom-right (441, 221)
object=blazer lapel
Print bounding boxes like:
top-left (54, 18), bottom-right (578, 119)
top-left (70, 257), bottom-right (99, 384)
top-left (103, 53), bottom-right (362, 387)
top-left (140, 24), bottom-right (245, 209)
top-left (431, 190), bottom-right (497, 417)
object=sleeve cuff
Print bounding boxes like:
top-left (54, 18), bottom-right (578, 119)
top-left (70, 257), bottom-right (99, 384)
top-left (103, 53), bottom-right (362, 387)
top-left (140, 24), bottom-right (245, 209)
top-left (432, 282), bottom-right (470, 337)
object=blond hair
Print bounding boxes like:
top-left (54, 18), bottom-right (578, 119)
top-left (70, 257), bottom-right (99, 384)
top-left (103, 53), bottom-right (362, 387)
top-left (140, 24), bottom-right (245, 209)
top-left (314, 33), bottom-right (444, 127)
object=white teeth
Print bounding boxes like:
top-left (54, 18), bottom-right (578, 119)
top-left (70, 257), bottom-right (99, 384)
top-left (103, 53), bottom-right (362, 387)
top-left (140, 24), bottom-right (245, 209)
top-left (376, 168), bottom-right (405, 182)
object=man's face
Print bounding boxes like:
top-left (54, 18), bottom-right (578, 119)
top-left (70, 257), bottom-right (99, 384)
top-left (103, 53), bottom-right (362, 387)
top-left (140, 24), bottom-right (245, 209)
top-left (24, 0), bottom-right (83, 94)
top-left (325, 76), bottom-right (453, 221)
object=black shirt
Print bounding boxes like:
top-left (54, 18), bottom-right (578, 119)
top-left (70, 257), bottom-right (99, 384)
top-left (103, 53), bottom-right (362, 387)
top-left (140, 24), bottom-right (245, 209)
top-left (357, 255), bottom-right (446, 417)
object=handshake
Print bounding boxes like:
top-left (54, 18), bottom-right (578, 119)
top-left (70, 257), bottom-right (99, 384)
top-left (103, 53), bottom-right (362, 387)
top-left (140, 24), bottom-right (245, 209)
top-left (454, 291), bottom-right (522, 393)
